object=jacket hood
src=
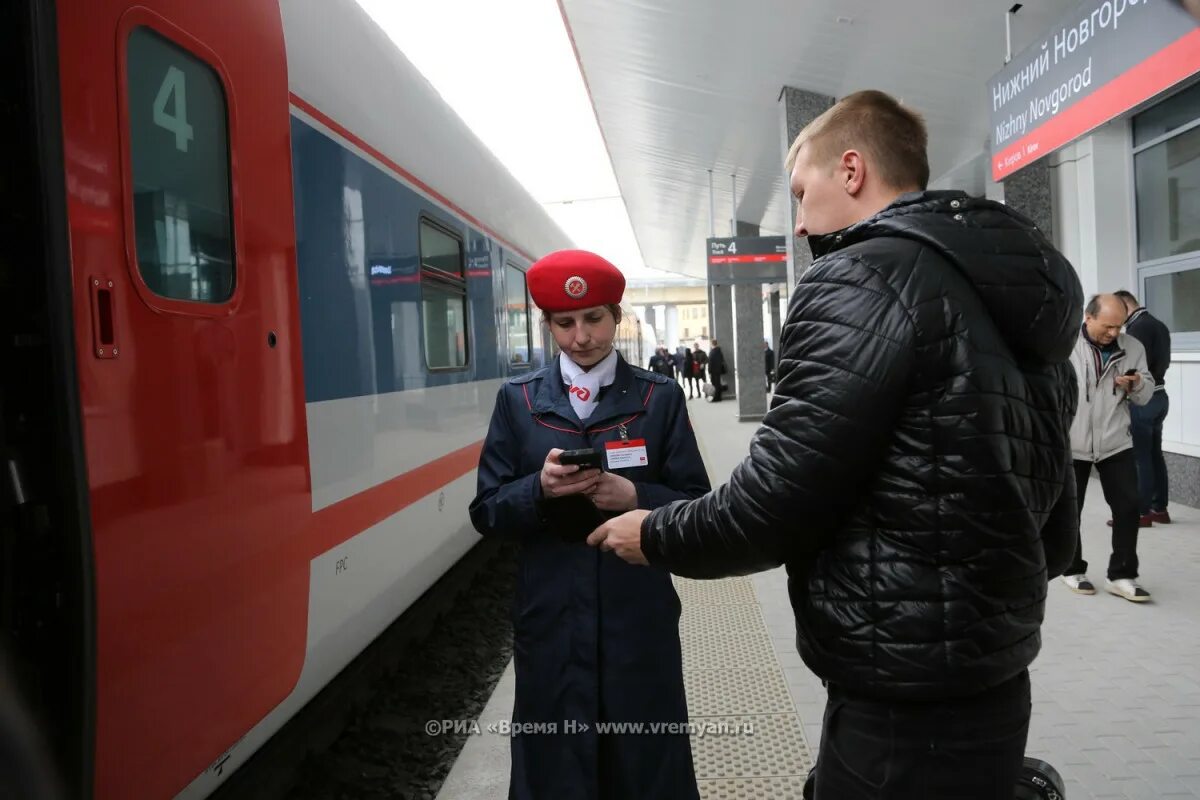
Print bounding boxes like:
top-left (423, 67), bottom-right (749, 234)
top-left (808, 190), bottom-right (1083, 365)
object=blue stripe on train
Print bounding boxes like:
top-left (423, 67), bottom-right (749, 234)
top-left (291, 115), bottom-right (528, 403)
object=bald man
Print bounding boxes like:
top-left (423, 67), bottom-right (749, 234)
top-left (1064, 294), bottom-right (1155, 602)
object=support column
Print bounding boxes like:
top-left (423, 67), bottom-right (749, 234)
top-left (711, 285), bottom-right (735, 398)
top-left (1046, 127), bottom-right (1134, 300)
top-left (731, 220), bottom-right (762, 417)
top-left (778, 86), bottom-right (836, 289)
top-left (1002, 158), bottom-right (1053, 241)
top-left (664, 304), bottom-right (680, 350)
top-left (733, 283), bottom-right (767, 420)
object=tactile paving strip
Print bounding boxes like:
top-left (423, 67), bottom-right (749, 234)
top-left (689, 713), bottom-right (813, 779)
top-left (684, 668), bottom-right (794, 716)
top-left (674, 576), bottom-right (757, 605)
top-left (681, 632), bottom-right (778, 672)
top-left (680, 602), bottom-right (766, 636)
top-left (673, 572), bottom-right (814, 795)
top-left (698, 776), bottom-right (811, 800)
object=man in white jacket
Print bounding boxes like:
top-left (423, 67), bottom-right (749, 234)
top-left (1063, 294), bottom-right (1155, 602)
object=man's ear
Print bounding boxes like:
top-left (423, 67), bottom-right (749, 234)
top-left (842, 150), bottom-right (866, 196)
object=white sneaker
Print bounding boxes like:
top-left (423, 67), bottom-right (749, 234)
top-left (1061, 574), bottom-right (1095, 594)
top-left (1106, 578), bottom-right (1151, 603)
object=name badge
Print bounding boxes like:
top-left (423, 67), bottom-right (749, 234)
top-left (605, 439), bottom-right (649, 469)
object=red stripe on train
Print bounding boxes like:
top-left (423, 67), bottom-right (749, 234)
top-left (304, 440), bottom-right (485, 558)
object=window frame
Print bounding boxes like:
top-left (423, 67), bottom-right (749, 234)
top-left (417, 214), bottom-right (471, 372)
top-left (504, 262), bottom-right (533, 370)
top-left (116, 9), bottom-right (244, 317)
top-left (1137, 255), bottom-right (1200, 350)
top-left (1131, 79), bottom-right (1200, 350)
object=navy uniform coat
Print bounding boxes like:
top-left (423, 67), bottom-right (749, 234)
top-left (470, 353), bottom-right (709, 800)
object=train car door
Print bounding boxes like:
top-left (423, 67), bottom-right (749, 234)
top-left (56, 1), bottom-right (310, 797)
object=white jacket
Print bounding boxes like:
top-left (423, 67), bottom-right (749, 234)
top-left (1069, 331), bottom-right (1154, 462)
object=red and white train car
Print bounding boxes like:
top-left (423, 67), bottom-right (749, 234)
top-left (2, 0), bottom-right (645, 796)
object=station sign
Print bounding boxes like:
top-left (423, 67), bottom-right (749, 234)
top-left (987, 0), bottom-right (1200, 181)
top-left (706, 236), bottom-right (788, 283)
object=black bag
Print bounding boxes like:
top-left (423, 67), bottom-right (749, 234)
top-left (802, 757), bottom-right (1065, 799)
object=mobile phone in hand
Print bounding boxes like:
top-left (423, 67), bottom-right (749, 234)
top-left (559, 448), bottom-right (603, 470)
top-left (1123, 368), bottom-right (1138, 377)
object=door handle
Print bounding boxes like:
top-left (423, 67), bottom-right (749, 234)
top-left (90, 276), bottom-right (119, 359)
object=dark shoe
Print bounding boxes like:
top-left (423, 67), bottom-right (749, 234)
top-left (1107, 515), bottom-right (1154, 528)
top-left (1149, 509), bottom-right (1171, 524)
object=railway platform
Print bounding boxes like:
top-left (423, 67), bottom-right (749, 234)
top-left (438, 392), bottom-right (1200, 800)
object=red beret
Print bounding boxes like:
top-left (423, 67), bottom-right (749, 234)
top-left (526, 249), bottom-right (626, 312)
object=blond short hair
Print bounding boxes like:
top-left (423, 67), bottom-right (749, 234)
top-left (785, 90), bottom-right (929, 190)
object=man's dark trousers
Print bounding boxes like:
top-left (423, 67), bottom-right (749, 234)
top-left (812, 671), bottom-right (1031, 799)
top-left (1068, 450), bottom-right (1141, 579)
top-left (1131, 391), bottom-right (1170, 515)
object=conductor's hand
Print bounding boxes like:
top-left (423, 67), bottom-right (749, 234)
top-left (540, 449), bottom-right (601, 498)
top-left (585, 473), bottom-right (638, 512)
top-left (587, 510), bottom-right (652, 565)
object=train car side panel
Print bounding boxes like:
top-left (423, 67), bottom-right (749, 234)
top-left (57, 1), bottom-right (311, 797)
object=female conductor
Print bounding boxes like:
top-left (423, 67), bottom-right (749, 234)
top-left (470, 249), bottom-right (710, 800)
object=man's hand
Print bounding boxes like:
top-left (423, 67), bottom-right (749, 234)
top-left (1115, 373), bottom-right (1142, 393)
top-left (541, 449), bottom-right (601, 498)
top-left (585, 473), bottom-right (638, 512)
top-left (587, 510), bottom-right (652, 565)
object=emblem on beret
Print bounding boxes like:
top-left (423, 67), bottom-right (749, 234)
top-left (564, 276), bottom-right (588, 300)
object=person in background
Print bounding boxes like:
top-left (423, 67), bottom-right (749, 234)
top-left (691, 344), bottom-right (708, 400)
top-left (706, 340), bottom-right (726, 402)
top-left (1115, 290), bottom-right (1172, 525)
top-left (648, 347), bottom-right (665, 374)
top-left (1063, 294), bottom-right (1155, 603)
top-left (764, 340), bottom-right (775, 393)
top-left (675, 345), bottom-right (696, 399)
top-left (652, 347), bottom-right (673, 378)
top-left (470, 249), bottom-right (710, 799)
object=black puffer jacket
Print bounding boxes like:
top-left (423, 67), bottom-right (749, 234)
top-left (642, 191), bottom-right (1082, 700)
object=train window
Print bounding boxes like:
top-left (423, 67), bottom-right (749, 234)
top-left (506, 264), bottom-right (531, 366)
top-left (126, 27), bottom-right (234, 303)
top-left (419, 220), bottom-right (469, 369)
